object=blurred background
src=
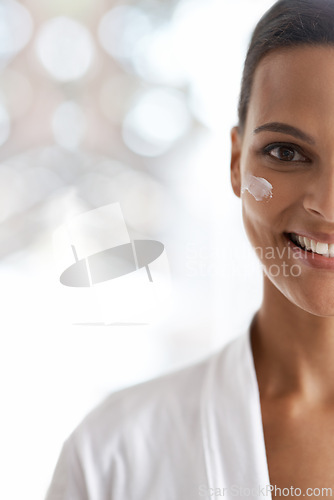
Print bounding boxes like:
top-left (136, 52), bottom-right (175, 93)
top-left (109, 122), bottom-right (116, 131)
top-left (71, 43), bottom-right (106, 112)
top-left (0, 0), bottom-right (276, 497)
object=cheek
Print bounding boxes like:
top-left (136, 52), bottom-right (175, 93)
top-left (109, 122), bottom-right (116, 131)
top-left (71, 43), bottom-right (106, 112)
top-left (240, 167), bottom-right (276, 237)
top-left (241, 175), bottom-right (276, 230)
top-left (241, 198), bottom-right (275, 247)
top-left (241, 175), bottom-right (273, 201)
top-left (240, 168), bottom-right (304, 236)
top-left (241, 178), bottom-right (292, 252)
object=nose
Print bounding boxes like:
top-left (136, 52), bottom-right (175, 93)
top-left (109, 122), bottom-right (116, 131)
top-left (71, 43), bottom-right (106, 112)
top-left (303, 166), bottom-right (334, 223)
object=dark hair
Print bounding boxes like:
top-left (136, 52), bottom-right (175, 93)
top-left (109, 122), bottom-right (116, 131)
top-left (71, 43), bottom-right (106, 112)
top-left (238, 0), bottom-right (334, 133)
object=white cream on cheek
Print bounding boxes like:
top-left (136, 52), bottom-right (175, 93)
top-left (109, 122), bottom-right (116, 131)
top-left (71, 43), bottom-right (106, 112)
top-left (241, 174), bottom-right (273, 201)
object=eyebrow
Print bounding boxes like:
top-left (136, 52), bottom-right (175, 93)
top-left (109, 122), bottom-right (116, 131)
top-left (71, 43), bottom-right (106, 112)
top-left (253, 122), bottom-right (315, 145)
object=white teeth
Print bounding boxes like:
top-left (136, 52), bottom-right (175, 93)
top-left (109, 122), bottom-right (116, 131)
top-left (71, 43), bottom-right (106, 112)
top-left (304, 237), bottom-right (311, 251)
top-left (291, 233), bottom-right (334, 257)
top-left (316, 242), bottom-right (329, 256)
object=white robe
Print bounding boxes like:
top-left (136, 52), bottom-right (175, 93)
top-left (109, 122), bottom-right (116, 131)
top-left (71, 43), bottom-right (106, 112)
top-left (45, 329), bottom-right (272, 499)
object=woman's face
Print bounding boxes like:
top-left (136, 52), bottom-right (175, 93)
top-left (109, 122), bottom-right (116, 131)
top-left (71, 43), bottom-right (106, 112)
top-left (231, 45), bottom-right (334, 316)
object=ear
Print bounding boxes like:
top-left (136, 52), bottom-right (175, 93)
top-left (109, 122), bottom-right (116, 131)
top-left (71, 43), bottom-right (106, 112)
top-left (230, 126), bottom-right (242, 198)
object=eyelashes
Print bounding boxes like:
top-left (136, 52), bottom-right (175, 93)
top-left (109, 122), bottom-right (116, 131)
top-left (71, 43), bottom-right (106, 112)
top-left (261, 142), bottom-right (310, 163)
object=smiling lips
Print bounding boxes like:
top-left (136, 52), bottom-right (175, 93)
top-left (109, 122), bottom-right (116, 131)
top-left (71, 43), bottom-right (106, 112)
top-left (289, 233), bottom-right (334, 257)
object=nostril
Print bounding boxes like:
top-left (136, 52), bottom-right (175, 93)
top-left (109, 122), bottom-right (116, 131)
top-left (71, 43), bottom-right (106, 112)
top-left (308, 208), bottom-right (322, 216)
top-left (303, 204), bottom-right (334, 220)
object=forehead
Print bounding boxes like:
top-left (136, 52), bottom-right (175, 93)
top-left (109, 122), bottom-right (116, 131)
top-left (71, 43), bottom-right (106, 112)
top-left (245, 45), bottom-right (334, 135)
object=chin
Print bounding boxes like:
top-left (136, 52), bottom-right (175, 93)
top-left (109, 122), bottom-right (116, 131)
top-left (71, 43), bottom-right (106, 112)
top-left (301, 303), bottom-right (334, 318)
top-left (276, 279), bottom-right (334, 318)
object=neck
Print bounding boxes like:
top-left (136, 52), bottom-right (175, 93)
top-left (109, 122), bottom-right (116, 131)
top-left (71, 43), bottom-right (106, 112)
top-left (252, 276), bottom-right (334, 402)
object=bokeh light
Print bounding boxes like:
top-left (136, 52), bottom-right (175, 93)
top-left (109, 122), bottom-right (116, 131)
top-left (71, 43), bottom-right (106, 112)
top-left (35, 17), bottom-right (94, 81)
top-left (0, 0), bottom-right (33, 69)
top-left (122, 88), bottom-right (191, 156)
top-left (52, 101), bottom-right (86, 150)
top-left (98, 6), bottom-right (152, 65)
top-left (132, 25), bottom-right (187, 86)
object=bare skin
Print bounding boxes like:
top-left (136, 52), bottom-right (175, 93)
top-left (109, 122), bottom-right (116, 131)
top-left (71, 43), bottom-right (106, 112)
top-left (231, 46), bottom-right (334, 498)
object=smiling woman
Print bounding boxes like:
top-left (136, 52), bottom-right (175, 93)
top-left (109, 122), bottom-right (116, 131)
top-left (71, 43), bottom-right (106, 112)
top-left (232, 44), bottom-right (334, 308)
top-left (45, 1), bottom-right (334, 499)
top-left (231, 0), bottom-right (334, 495)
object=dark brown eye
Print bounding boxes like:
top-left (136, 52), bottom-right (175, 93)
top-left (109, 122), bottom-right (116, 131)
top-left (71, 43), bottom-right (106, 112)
top-left (263, 144), bottom-right (308, 162)
top-left (274, 146), bottom-right (295, 161)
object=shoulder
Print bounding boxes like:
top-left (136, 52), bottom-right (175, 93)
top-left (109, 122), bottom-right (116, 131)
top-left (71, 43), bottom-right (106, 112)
top-left (45, 332), bottom-right (250, 499)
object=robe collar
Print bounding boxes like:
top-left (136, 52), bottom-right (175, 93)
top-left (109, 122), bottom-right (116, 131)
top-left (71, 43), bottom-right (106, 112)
top-left (201, 327), bottom-right (272, 499)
